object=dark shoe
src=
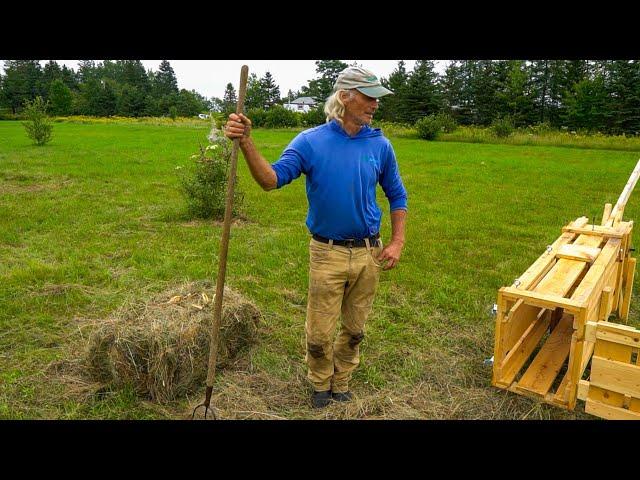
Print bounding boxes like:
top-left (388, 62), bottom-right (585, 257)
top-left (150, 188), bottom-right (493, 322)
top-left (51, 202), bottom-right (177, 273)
top-left (311, 390), bottom-right (332, 409)
top-left (331, 391), bottom-right (353, 402)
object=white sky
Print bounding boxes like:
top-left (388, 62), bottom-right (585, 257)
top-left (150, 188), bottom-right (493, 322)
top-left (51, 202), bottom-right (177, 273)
top-left (1, 60), bottom-right (449, 99)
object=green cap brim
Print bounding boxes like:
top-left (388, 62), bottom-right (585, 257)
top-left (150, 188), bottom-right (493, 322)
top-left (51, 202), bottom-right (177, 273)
top-left (356, 85), bottom-right (394, 98)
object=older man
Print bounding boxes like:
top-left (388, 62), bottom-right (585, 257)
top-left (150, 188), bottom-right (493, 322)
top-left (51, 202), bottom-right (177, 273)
top-left (224, 66), bottom-right (408, 408)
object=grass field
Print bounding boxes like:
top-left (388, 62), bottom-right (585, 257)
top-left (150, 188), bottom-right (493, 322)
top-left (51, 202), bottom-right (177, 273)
top-left (2, 119), bottom-right (640, 419)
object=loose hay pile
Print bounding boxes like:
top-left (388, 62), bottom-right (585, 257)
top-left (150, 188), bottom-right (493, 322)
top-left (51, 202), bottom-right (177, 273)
top-left (84, 281), bottom-right (261, 403)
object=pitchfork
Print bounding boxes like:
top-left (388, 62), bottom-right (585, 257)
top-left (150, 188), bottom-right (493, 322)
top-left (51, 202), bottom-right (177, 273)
top-left (192, 65), bottom-right (249, 420)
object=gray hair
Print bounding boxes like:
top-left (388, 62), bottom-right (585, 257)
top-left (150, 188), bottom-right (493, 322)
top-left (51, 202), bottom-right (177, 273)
top-left (323, 89), bottom-right (355, 125)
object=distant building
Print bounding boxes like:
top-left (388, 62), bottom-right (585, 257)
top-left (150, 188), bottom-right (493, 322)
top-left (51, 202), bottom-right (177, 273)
top-left (283, 97), bottom-right (318, 113)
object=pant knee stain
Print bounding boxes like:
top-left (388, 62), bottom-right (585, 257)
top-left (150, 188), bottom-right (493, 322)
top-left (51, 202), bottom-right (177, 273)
top-left (348, 332), bottom-right (364, 349)
top-left (307, 343), bottom-right (325, 359)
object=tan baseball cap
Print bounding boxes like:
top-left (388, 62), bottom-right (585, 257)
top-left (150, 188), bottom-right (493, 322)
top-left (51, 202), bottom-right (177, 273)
top-left (332, 66), bottom-right (394, 99)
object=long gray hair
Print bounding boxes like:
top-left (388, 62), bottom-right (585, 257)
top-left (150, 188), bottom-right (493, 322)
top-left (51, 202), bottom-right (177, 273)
top-left (323, 89), bottom-right (355, 125)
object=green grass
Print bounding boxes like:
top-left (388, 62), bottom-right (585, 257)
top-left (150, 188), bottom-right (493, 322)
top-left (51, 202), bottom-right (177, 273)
top-left (1, 119), bottom-right (639, 419)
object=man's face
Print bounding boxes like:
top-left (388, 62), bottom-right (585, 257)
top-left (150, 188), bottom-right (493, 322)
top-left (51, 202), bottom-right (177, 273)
top-left (342, 89), bottom-right (379, 125)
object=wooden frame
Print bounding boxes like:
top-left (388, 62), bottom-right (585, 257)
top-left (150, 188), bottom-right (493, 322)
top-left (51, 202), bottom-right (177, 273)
top-left (492, 159), bottom-right (640, 417)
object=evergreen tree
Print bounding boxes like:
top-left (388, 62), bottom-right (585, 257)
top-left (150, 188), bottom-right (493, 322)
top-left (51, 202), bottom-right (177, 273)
top-left (604, 60), bottom-right (640, 134)
top-left (155, 60), bottom-right (179, 97)
top-left (498, 60), bottom-right (533, 127)
top-left (563, 75), bottom-right (609, 132)
top-left (48, 79), bottom-right (73, 115)
top-left (222, 83), bottom-right (237, 114)
top-left (176, 89), bottom-right (207, 116)
top-left (377, 60), bottom-right (409, 121)
top-left (398, 60), bottom-right (442, 124)
top-left (260, 71), bottom-right (280, 108)
top-left (1, 60), bottom-right (43, 114)
top-left (42, 61), bottom-right (63, 98)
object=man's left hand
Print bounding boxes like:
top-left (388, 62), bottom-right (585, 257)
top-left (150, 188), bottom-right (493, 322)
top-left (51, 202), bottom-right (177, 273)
top-left (377, 241), bottom-right (404, 270)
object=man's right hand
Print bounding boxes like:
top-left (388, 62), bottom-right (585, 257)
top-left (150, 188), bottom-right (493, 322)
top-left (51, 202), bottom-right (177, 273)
top-left (224, 113), bottom-right (252, 143)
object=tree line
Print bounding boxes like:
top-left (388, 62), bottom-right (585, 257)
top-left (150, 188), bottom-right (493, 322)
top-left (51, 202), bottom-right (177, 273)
top-left (3, 59), bottom-right (640, 135)
top-left (375, 60), bottom-right (640, 135)
top-left (0, 60), bottom-right (210, 117)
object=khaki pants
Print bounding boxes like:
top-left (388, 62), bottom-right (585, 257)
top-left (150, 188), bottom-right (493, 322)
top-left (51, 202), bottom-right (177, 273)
top-left (305, 237), bottom-right (383, 393)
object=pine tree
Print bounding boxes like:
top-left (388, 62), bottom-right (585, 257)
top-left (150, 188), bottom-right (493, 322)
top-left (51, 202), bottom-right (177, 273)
top-left (1, 60), bottom-right (43, 114)
top-left (377, 60), bottom-right (409, 121)
top-left (155, 60), bottom-right (179, 97)
top-left (261, 71), bottom-right (280, 108)
top-left (604, 60), bottom-right (640, 134)
top-left (245, 73), bottom-right (267, 110)
top-left (222, 83), bottom-right (237, 114)
top-left (398, 60), bottom-right (442, 124)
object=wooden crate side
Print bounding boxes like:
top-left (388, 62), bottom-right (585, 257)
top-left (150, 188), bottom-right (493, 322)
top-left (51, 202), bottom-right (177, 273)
top-left (585, 398), bottom-right (640, 420)
top-left (590, 356), bottom-right (640, 398)
top-left (620, 257), bottom-right (637, 321)
top-left (515, 313), bottom-right (574, 397)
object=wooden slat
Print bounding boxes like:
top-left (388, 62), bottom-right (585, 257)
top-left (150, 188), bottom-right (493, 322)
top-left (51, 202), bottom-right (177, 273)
top-left (578, 379), bottom-right (590, 400)
top-left (562, 226), bottom-right (624, 239)
top-left (535, 257), bottom-right (588, 296)
top-left (515, 314), bottom-right (574, 397)
top-left (595, 321), bottom-right (640, 350)
top-left (598, 287), bottom-right (614, 321)
top-left (498, 311), bottom-right (551, 385)
top-left (556, 244), bottom-right (601, 263)
top-left (585, 398), bottom-right (640, 419)
top-left (513, 232), bottom-right (575, 291)
top-left (499, 302), bottom-right (544, 366)
top-left (500, 287), bottom-right (583, 312)
top-left (590, 356), bottom-right (640, 398)
top-left (571, 238), bottom-right (621, 307)
top-left (620, 257), bottom-right (636, 321)
top-left (602, 203), bottom-right (613, 226)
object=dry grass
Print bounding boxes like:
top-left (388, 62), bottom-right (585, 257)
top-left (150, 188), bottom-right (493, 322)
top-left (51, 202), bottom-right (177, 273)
top-left (50, 281), bottom-right (262, 404)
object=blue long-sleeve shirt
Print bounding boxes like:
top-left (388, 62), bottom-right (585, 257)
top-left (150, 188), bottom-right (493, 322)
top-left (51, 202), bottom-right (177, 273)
top-left (271, 119), bottom-right (408, 240)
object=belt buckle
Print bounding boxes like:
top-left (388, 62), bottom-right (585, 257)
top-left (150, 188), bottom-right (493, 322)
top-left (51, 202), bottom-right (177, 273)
top-left (345, 238), bottom-right (355, 248)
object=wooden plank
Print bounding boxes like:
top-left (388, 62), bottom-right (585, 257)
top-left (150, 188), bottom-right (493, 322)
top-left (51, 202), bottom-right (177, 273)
top-left (515, 314), bottom-right (574, 397)
top-left (585, 398), bottom-right (640, 420)
top-left (556, 244), bottom-right (601, 263)
top-left (620, 257), bottom-right (636, 321)
top-left (500, 287), bottom-right (584, 312)
top-left (602, 203), bottom-right (613, 226)
top-left (562, 226), bottom-right (624, 239)
top-left (499, 302), bottom-right (544, 367)
top-left (598, 287), bottom-right (613, 321)
top-left (498, 311), bottom-right (551, 385)
top-left (590, 356), bottom-right (640, 398)
top-left (578, 379), bottom-right (590, 400)
top-left (513, 232), bottom-right (576, 291)
top-left (571, 238), bottom-right (621, 307)
top-left (535, 256), bottom-right (589, 297)
top-left (596, 322), bottom-right (640, 350)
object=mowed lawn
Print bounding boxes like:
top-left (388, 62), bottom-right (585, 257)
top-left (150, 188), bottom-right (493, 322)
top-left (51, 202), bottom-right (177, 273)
top-left (1, 120), bottom-right (639, 419)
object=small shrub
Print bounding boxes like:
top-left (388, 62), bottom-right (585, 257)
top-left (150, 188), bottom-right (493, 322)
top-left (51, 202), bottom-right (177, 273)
top-left (300, 106), bottom-right (326, 127)
top-left (22, 96), bottom-right (53, 146)
top-left (436, 112), bottom-right (458, 133)
top-left (169, 106), bottom-right (178, 121)
top-left (264, 105), bottom-right (300, 128)
top-left (415, 115), bottom-right (442, 140)
top-left (178, 129), bottom-right (244, 220)
top-left (491, 116), bottom-right (515, 138)
top-left (247, 108), bottom-right (268, 128)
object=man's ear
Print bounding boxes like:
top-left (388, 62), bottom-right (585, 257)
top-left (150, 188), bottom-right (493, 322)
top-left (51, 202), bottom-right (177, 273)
top-left (340, 90), bottom-right (352, 104)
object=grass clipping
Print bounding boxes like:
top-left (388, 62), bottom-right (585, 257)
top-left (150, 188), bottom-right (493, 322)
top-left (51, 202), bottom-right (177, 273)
top-left (84, 281), bottom-right (261, 403)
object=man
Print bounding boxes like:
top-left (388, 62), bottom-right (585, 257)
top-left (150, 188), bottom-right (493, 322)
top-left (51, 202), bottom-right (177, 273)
top-left (224, 66), bottom-right (408, 408)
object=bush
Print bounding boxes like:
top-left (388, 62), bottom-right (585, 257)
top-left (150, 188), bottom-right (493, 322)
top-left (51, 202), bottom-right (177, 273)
top-left (22, 96), bottom-right (53, 146)
top-left (169, 106), bottom-right (178, 120)
top-left (247, 108), bottom-right (268, 128)
top-left (178, 133), bottom-right (244, 220)
top-left (415, 115), bottom-right (442, 140)
top-left (264, 105), bottom-right (299, 128)
top-left (436, 112), bottom-right (458, 133)
top-left (491, 116), bottom-right (515, 138)
top-left (300, 106), bottom-right (326, 127)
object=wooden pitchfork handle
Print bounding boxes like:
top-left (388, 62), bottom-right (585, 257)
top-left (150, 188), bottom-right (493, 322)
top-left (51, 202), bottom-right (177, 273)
top-left (192, 65), bottom-right (249, 420)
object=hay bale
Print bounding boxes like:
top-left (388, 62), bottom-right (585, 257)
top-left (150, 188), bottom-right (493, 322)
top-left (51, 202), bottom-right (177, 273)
top-left (84, 281), bottom-right (261, 403)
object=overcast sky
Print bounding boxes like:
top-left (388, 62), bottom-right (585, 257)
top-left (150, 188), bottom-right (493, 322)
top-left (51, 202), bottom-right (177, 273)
top-left (1, 60), bottom-right (450, 99)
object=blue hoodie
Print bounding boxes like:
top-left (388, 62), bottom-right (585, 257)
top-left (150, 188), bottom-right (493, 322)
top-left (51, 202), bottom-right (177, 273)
top-left (271, 119), bottom-right (408, 240)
